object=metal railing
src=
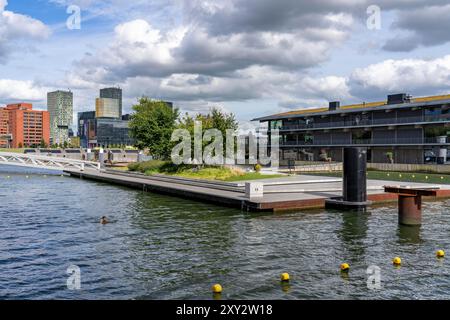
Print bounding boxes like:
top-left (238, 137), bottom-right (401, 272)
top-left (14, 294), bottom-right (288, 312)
top-left (280, 115), bottom-right (450, 131)
top-left (281, 136), bottom-right (450, 146)
top-left (0, 152), bottom-right (101, 171)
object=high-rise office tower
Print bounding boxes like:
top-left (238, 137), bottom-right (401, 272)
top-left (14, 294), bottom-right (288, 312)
top-left (47, 90), bottom-right (73, 145)
top-left (77, 111), bottom-right (96, 148)
top-left (96, 98), bottom-right (121, 119)
top-left (100, 87), bottom-right (122, 117)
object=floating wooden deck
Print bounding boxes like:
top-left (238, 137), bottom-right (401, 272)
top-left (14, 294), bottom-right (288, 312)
top-left (64, 169), bottom-right (450, 212)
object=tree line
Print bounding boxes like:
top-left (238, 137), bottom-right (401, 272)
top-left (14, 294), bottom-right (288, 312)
top-left (129, 97), bottom-right (239, 160)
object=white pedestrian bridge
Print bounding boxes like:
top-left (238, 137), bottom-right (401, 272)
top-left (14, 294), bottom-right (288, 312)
top-left (0, 152), bottom-right (101, 171)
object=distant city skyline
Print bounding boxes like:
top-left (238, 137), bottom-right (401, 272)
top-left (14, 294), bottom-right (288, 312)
top-left (2, 1), bottom-right (450, 127)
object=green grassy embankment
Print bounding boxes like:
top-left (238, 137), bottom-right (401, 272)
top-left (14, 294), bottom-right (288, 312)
top-left (128, 160), bottom-right (284, 182)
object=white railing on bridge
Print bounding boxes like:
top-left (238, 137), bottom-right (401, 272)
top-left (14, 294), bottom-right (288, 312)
top-left (0, 152), bottom-right (101, 171)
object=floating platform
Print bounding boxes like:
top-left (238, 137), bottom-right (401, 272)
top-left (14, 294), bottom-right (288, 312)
top-left (64, 169), bottom-right (450, 212)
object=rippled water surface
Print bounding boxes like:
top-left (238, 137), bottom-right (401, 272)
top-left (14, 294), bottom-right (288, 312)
top-left (1, 165), bottom-right (450, 300)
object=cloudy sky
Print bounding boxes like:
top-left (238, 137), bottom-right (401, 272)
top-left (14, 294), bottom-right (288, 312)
top-left (1, 0), bottom-right (450, 128)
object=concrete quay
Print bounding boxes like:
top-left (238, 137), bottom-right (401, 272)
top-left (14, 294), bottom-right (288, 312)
top-left (64, 169), bottom-right (450, 212)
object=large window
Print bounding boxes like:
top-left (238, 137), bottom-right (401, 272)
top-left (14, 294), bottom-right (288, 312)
top-left (304, 133), bottom-right (313, 144)
top-left (269, 120), bottom-right (282, 130)
top-left (424, 126), bottom-right (450, 143)
top-left (425, 105), bottom-right (450, 119)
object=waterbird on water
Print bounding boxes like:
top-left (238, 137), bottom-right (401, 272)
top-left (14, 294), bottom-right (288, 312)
top-left (100, 216), bottom-right (109, 225)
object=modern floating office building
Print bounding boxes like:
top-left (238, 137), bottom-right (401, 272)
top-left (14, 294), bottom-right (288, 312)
top-left (254, 93), bottom-right (450, 165)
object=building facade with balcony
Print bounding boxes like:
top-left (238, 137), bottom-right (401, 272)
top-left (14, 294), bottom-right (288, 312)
top-left (254, 94), bottom-right (450, 165)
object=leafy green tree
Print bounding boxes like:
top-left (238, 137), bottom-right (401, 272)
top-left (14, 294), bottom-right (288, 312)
top-left (177, 107), bottom-right (239, 154)
top-left (40, 139), bottom-right (48, 148)
top-left (211, 107), bottom-right (238, 135)
top-left (129, 98), bottom-right (180, 160)
top-left (178, 107), bottom-right (238, 136)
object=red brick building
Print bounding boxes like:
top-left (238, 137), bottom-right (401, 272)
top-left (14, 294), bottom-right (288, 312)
top-left (0, 103), bottom-right (50, 148)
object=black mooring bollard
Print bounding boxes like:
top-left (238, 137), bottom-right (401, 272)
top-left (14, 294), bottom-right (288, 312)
top-left (343, 147), bottom-right (367, 203)
top-left (325, 147), bottom-right (371, 211)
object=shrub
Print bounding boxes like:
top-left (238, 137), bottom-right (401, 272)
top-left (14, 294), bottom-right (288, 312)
top-left (128, 160), bottom-right (168, 173)
top-left (140, 160), bottom-right (167, 172)
top-left (158, 162), bottom-right (192, 174)
top-left (174, 166), bottom-right (245, 181)
top-left (128, 162), bottom-right (140, 172)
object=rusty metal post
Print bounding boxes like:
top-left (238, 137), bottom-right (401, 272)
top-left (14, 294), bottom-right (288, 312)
top-left (384, 186), bottom-right (438, 227)
top-left (398, 195), bottom-right (422, 226)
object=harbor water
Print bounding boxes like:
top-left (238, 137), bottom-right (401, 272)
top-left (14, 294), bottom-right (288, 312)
top-left (1, 165), bottom-right (450, 299)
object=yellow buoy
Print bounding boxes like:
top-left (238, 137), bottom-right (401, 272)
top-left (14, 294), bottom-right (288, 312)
top-left (393, 257), bottom-right (402, 266)
top-left (399, 174), bottom-right (402, 178)
top-left (212, 284), bottom-right (222, 294)
top-left (437, 250), bottom-right (445, 258)
top-left (426, 176), bottom-right (429, 179)
top-left (280, 273), bottom-right (290, 282)
top-left (340, 263), bottom-right (350, 272)
top-left (412, 175), bottom-right (415, 178)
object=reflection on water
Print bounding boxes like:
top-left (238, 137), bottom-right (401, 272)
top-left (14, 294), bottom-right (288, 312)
top-left (280, 282), bottom-right (291, 294)
top-left (1, 165), bottom-right (450, 300)
top-left (398, 225), bottom-right (422, 244)
top-left (339, 212), bottom-right (369, 259)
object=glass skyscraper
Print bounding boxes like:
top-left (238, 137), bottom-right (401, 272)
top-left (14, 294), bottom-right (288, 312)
top-left (96, 98), bottom-right (121, 119)
top-left (47, 90), bottom-right (73, 145)
top-left (77, 111), bottom-right (96, 148)
top-left (100, 87), bottom-right (122, 118)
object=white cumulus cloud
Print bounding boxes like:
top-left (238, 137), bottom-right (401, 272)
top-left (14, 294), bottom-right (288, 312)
top-left (0, 0), bottom-right (51, 63)
top-left (0, 79), bottom-right (49, 104)
top-left (349, 55), bottom-right (450, 99)
top-left (55, 0), bottom-right (450, 117)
